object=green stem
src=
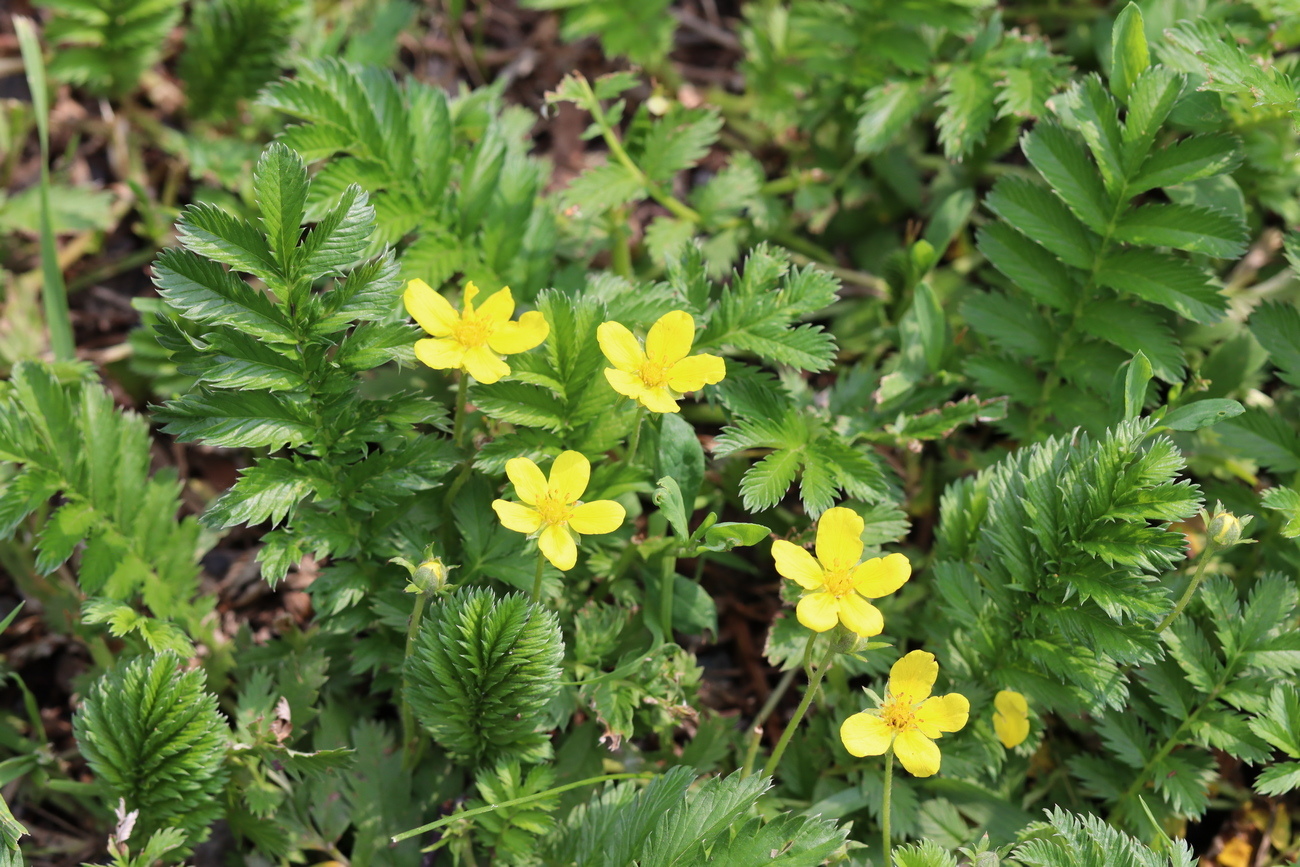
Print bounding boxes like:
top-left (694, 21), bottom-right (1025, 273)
top-left (740, 666), bottom-right (799, 779)
top-left (1153, 538), bottom-right (1221, 634)
top-left (660, 554), bottom-right (677, 640)
top-left (577, 76), bottom-right (702, 224)
top-left (626, 405), bottom-right (646, 463)
top-left (452, 373), bottom-right (471, 448)
top-left (609, 209), bottom-right (634, 277)
top-left (531, 548), bottom-right (546, 603)
top-left (882, 749), bottom-right (894, 867)
top-left (401, 592), bottom-right (429, 765)
top-left (762, 634), bottom-right (834, 779)
top-left (391, 772), bottom-right (655, 843)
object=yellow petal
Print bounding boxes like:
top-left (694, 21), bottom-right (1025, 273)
top-left (771, 540), bottom-right (824, 589)
top-left (836, 594), bottom-right (884, 637)
top-left (488, 310), bottom-right (549, 355)
top-left (548, 450), bottom-right (590, 502)
top-left (815, 507), bottom-right (865, 572)
top-left (492, 500), bottom-right (542, 534)
top-left (569, 500), bottom-right (625, 535)
top-left (414, 337), bottom-right (466, 371)
top-left (505, 457), bottom-right (548, 506)
top-left (462, 281), bottom-right (481, 311)
top-left (666, 353), bottom-right (726, 393)
top-left (638, 386), bottom-right (681, 414)
top-left (538, 523), bottom-right (577, 571)
top-left (404, 279), bottom-right (459, 337)
top-left (597, 321), bottom-right (645, 372)
top-left (893, 729), bottom-right (942, 777)
top-left (888, 650), bottom-right (938, 704)
top-left (915, 693), bottom-right (970, 738)
top-left (476, 286), bottom-right (515, 323)
top-left (994, 709), bottom-right (1031, 749)
top-left (796, 592), bottom-right (839, 632)
top-left (840, 712), bottom-right (893, 757)
top-left (852, 552), bottom-right (912, 598)
top-left (994, 689), bottom-right (1029, 717)
top-left (605, 368), bottom-right (646, 402)
top-left (645, 310), bottom-right (696, 363)
top-left (461, 346), bottom-right (510, 383)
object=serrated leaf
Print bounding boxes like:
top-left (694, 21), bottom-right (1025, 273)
top-left (1023, 122), bottom-right (1113, 232)
top-left (1255, 762), bottom-right (1300, 796)
top-left (1113, 204), bottom-right (1247, 257)
top-left (472, 382), bottom-right (566, 432)
top-left (1262, 486), bottom-right (1300, 538)
top-left (985, 177), bottom-right (1096, 269)
top-left (976, 223), bottom-right (1074, 311)
top-left (254, 143), bottom-right (309, 270)
top-left (1251, 301), bottom-right (1300, 388)
top-left (1096, 249), bottom-right (1226, 323)
top-left (177, 203), bottom-right (281, 284)
top-left (152, 248), bottom-right (295, 342)
top-left (1110, 3), bottom-right (1149, 101)
top-left (1130, 133), bottom-right (1243, 194)
top-left (299, 184), bottom-right (375, 280)
top-left (1077, 299), bottom-right (1183, 383)
top-left (155, 392), bottom-right (315, 449)
top-left (855, 80), bottom-right (929, 155)
top-left (562, 162), bottom-right (646, 216)
top-left (203, 458), bottom-right (318, 529)
top-left (937, 65), bottom-right (998, 160)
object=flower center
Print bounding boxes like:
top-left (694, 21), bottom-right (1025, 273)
top-left (535, 493), bottom-right (574, 527)
top-left (453, 314), bottom-right (493, 348)
top-left (880, 693), bottom-right (918, 732)
top-left (822, 568), bottom-right (855, 598)
top-left (638, 358), bottom-right (670, 388)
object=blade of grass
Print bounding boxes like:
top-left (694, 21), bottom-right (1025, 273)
top-left (15, 17), bottom-right (75, 362)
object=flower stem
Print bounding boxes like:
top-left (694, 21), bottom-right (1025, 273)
top-left (391, 772), bottom-right (656, 843)
top-left (452, 372), bottom-right (470, 448)
top-left (531, 548), bottom-right (546, 603)
top-left (740, 666), bottom-right (799, 779)
top-left (1154, 537), bottom-right (1221, 634)
top-left (762, 634), bottom-right (835, 779)
top-left (882, 748), bottom-right (894, 867)
top-left (660, 553), bottom-right (677, 640)
top-left (401, 592), bottom-right (429, 766)
top-left (626, 405), bottom-right (646, 463)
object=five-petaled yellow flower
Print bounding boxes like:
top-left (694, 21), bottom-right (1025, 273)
top-left (771, 507), bottom-right (911, 637)
top-left (404, 279), bottom-right (549, 384)
top-left (597, 311), bottom-right (725, 413)
top-left (840, 650), bottom-right (969, 777)
top-left (492, 451), bottom-right (625, 571)
top-left (992, 689), bottom-right (1030, 749)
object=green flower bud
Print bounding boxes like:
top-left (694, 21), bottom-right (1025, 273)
top-left (1208, 511), bottom-right (1243, 547)
top-left (410, 557), bottom-right (449, 594)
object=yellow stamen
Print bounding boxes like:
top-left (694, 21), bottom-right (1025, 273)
top-left (822, 568), bottom-right (855, 598)
top-left (880, 693), bottom-right (917, 732)
top-left (452, 315), bottom-right (492, 348)
top-left (535, 494), bottom-right (573, 527)
top-left (638, 359), bottom-right (670, 388)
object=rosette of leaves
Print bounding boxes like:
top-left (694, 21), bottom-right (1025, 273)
top-left (260, 59), bottom-right (556, 294)
top-left (179, 0), bottom-right (302, 120)
top-left (932, 418), bottom-right (1201, 715)
top-left (968, 5), bottom-right (1248, 439)
top-left (73, 654), bottom-right (230, 849)
top-left (406, 588), bottom-right (563, 765)
top-left (147, 142), bottom-right (456, 592)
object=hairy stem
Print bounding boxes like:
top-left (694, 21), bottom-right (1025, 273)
top-left (762, 634), bottom-right (834, 778)
top-left (531, 548), bottom-right (546, 603)
top-left (401, 592), bottom-right (429, 766)
top-left (452, 373), bottom-right (471, 449)
top-left (740, 666), bottom-right (799, 778)
top-left (391, 772), bottom-right (656, 843)
top-left (1153, 538), bottom-right (1221, 634)
top-left (626, 405), bottom-right (646, 463)
top-left (660, 554), bottom-right (677, 640)
top-left (882, 748), bottom-right (894, 867)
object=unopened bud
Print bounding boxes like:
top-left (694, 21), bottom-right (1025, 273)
top-left (410, 558), bottom-right (449, 594)
top-left (830, 625), bottom-right (863, 654)
top-left (1202, 501), bottom-right (1251, 547)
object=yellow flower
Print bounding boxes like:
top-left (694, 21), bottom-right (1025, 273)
top-left (771, 507), bottom-right (911, 637)
top-left (404, 279), bottom-right (549, 384)
top-left (992, 689), bottom-right (1030, 749)
top-left (597, 311), bottom-right (725, 413)
top-left (840, 650), bottom-right (969, 777)
top-left (491, 451), bottom-right (626, 571)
